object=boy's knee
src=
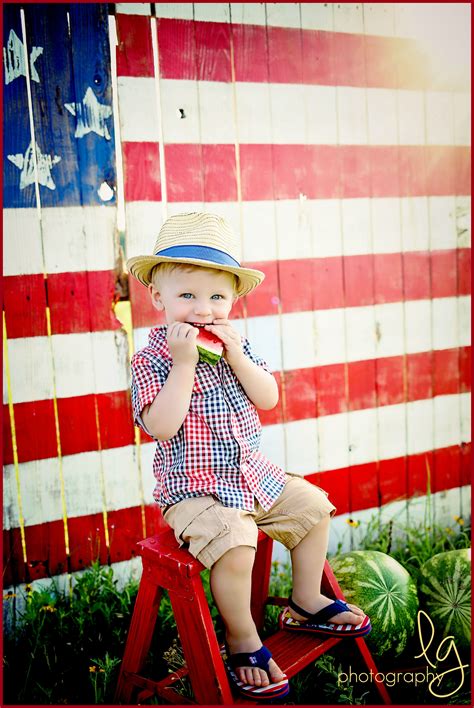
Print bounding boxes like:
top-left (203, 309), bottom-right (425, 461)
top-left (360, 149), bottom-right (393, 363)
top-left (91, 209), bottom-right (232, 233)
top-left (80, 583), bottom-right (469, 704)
top-left (211, 544), bottom-right (256, 573)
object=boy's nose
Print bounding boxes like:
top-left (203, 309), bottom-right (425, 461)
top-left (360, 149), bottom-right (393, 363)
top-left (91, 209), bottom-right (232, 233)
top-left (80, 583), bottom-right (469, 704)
top-left (193, 301), bottom-right (212, 315)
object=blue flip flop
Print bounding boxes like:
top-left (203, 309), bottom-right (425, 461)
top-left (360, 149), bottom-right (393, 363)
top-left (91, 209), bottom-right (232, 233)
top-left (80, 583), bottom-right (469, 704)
top-left (279, 597), bottom-right (372, 638)
top-left (221, 644), bottom-right (290, 701)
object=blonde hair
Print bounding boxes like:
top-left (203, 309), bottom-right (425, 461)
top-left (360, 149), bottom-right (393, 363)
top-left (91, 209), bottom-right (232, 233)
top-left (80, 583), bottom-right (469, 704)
top-left (150, 262), bottom-right (239, 293)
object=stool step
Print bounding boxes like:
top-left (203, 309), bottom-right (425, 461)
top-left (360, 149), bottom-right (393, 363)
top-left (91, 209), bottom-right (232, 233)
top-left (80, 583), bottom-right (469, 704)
top-left (264, 628), bottom-right (341, 679)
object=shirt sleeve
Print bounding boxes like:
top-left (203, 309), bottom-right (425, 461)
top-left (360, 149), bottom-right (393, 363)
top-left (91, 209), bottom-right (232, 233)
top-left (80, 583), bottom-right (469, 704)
top-left (130, 350), bottom-right (170, 433)
top-left (242, 337), bottom-right (272, 373)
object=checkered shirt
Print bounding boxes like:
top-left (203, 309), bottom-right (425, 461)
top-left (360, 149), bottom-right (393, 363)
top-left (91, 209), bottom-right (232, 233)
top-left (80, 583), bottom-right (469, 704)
top-left (131, 326), bottom-right (286, 511)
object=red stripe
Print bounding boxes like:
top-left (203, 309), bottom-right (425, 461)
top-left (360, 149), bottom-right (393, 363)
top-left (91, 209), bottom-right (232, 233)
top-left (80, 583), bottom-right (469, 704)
top-left (122, 144), bottom-right (470, 203)
top-left (122, 141), bottom-right (162, 202)
top-left (4, 347), bottom-right (470, 463)
top-left (135, 18), bottom-right (469, 91)
top-left (4, 271), bottom-right (122, 339)
top-left (305, 443), bottom-right (470, 515)
top-left (3, 504), bottom-right (168, 586)
top-left (6, 249), bottom-right (467, 339)
top-left (3, 391), bottom-right (136, 465)
top-left (116, 13), bottom-right (154, 77)
top-left (4, 443), bottom-right (470, 584)
top-left (130, 249), bottom-right (471, 328)
top-left (258, 347), bottom-right (471, 426)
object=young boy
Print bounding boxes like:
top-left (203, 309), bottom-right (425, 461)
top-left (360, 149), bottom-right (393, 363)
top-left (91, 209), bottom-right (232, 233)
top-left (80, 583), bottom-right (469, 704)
top-left (128, 212), bottom-right (370, 700)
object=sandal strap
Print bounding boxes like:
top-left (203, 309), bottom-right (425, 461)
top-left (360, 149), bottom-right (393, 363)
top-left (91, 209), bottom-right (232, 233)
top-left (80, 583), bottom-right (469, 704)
top-left (288, 597), bottom-right (350, 625)
top-left (227, 645), bottom-right (272, 672)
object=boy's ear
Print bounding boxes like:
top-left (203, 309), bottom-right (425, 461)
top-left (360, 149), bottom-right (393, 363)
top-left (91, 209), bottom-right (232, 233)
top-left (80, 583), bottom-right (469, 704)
top-left (149, 284), bottom-right (164, 311)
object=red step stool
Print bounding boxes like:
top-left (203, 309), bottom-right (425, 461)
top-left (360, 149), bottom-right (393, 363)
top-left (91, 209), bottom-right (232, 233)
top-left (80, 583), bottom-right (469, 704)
top-left (115, 528), bottom-right (391, 705)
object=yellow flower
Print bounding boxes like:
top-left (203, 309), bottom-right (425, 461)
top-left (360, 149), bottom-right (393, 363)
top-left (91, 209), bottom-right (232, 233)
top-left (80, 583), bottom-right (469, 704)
top-left (3, 592), bottom-right (16, 600)
top-left (445, 527), bottom-right (453, 534)
top-left (454, 516), bottom-right (465, 526)
top-left (346, 518), bottom-right (360, 528)
top-left (89, 666), bottom-right (97, 673)
top-left (25, 584), bottom-right (32, 593)
top-left (40, 604), bottom-right (57, 613)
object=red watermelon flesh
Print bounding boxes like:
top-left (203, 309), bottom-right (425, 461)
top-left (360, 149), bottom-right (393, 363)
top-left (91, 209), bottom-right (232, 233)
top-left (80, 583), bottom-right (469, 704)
top-left (191, 324), bottom-right (223, 365)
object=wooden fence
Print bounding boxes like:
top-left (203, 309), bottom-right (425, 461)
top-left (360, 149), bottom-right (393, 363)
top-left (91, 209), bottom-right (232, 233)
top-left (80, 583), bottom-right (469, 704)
top-left (3, 3), bottom-right (471, 590)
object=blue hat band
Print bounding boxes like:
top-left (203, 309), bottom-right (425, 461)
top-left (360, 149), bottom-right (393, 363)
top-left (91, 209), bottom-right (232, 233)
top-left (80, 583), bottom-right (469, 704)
top-left (155, 244), bottom-right (241, 268)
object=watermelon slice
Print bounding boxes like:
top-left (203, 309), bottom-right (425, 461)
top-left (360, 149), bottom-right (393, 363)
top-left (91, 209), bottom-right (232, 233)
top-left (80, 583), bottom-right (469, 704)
top-left (191, 324), bottom-right (223, 365)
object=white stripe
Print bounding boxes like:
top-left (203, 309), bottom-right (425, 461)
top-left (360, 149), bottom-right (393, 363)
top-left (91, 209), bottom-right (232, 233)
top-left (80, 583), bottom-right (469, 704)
top-left (117, 77), bottom-right (160, 142)
top-left (4, 445), bottom-right (147, 529)
top-left (128, 78), bottom-right (471, 147)
top-left (6, 196), bottom-right (468, 280)
top-left (193, 3), bottom-right (230, 23)
top-left (154, 3), bottom-right (193, 20)
top-left (133, 295), bottom-right (470, 375)
top-left (260, 393), bottom-right (470, 475)
top-left (397, 89), bottom-right (425, 145)
top-left (3, 330), bottom-right (130, 404)
top-left (116, 3), bottom-right (152, 15)
top-left (125, 201), bottom-right (164, 259)
top-left (362, 4), bottom-right (395, 37)
top-left (453, 92), bottom-right (471, 146)
top-left (367, 89), bottom-right (398, 145)
top-left (4, 206), bottom-right (117, 276)
top-left (123, 196), bottom-right (471, 266)
top-left (426, 91), bottom-right (455, 146)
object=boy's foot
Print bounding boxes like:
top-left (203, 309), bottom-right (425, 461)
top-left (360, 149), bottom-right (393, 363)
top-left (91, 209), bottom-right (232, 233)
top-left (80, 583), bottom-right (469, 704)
top-left (280, 594), bottom-right (371, 638)
top-left (226, 635), bottom-right (286, 687)
top-left (289, 593), bottom-right (365, 626)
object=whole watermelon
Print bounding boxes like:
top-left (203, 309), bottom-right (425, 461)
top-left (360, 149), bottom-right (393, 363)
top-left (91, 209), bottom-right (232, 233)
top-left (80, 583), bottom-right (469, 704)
top-left (418, 548), bottom-right (471, 650)
top-left (330, 550), bottom-right (418, 656)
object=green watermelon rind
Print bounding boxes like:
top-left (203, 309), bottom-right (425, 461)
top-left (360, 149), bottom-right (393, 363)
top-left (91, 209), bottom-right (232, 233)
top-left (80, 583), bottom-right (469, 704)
top-left (197, 345), bottom-right (222, 366)
top-left (330, 550), bottom-right (419, 657)
top-left (418, 548), bottom-right (471, 649)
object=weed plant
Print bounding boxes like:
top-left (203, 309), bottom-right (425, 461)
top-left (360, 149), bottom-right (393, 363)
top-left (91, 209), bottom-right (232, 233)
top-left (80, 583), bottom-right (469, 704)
top-left (4, 562), bottom-right (142, 704)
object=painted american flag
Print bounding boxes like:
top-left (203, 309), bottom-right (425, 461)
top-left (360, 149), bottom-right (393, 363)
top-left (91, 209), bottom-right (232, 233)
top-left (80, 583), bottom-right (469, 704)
top-left (3, 3), bottom-right (471, 591)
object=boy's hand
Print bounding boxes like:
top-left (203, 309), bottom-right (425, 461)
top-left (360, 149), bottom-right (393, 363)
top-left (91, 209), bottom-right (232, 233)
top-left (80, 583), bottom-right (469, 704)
top-left (167, 322), bottom-right (199, 366)
top-left (205, 320), bottom-right (244, 367)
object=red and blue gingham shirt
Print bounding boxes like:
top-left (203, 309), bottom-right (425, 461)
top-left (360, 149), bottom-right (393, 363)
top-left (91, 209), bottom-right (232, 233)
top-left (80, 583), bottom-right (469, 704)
top-left (131, 326), bottom-right (286, 511)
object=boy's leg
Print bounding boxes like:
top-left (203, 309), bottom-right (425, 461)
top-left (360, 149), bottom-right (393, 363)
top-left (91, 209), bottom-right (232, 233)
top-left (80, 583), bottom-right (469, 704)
top-left (256, 476), bottom-right (365, 625)
top-left (290, 514), bottom-right (364, 623)
top-left (210, 545), bottom-right (286, 687)
top-left (164, 497), bottom-right (285, 687)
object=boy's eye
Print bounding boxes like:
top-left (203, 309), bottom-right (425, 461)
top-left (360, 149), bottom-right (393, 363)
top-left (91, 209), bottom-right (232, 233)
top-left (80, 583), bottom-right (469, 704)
top-left (211, 294), bottom-right (224, 300)
top-left (180, 293), bottom-right (194, 299)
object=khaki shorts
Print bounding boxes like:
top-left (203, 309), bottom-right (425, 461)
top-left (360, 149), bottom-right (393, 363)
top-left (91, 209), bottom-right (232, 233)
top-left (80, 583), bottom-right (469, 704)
top-left (163, 474), bottom-right (336, 569)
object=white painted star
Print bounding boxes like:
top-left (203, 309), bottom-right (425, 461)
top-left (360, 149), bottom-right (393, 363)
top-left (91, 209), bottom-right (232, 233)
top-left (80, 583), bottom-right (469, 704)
top-left (64, 86), bottom-right (113, 140)
top-left (7, 140), bottom-right (61, 190)
top-left (3, 29), bottom-right (43, 84)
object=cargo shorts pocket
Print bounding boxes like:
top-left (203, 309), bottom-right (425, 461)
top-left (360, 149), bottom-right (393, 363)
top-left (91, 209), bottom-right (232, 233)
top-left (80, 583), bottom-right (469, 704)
top-left (164, 497), bottom-right (230, 559)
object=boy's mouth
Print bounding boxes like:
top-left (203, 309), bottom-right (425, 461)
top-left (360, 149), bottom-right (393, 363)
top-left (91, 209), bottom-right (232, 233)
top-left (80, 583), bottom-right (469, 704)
top-left (186, 322), bottom-right (208, 328)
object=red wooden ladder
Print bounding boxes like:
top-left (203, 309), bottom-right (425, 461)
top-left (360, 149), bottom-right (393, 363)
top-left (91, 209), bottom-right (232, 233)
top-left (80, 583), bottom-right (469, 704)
top-left (115, 528), bottom-right (391, 704)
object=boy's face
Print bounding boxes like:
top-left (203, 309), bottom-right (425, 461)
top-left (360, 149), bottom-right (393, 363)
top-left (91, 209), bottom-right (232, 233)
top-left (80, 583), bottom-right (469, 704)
top-left (149, 266), bottom-right (237, 325)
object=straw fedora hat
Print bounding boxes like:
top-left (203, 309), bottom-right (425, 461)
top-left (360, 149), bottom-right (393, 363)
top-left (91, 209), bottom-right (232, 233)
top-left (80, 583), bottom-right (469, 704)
top-left (126, 212), bottom-right (265, 297)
